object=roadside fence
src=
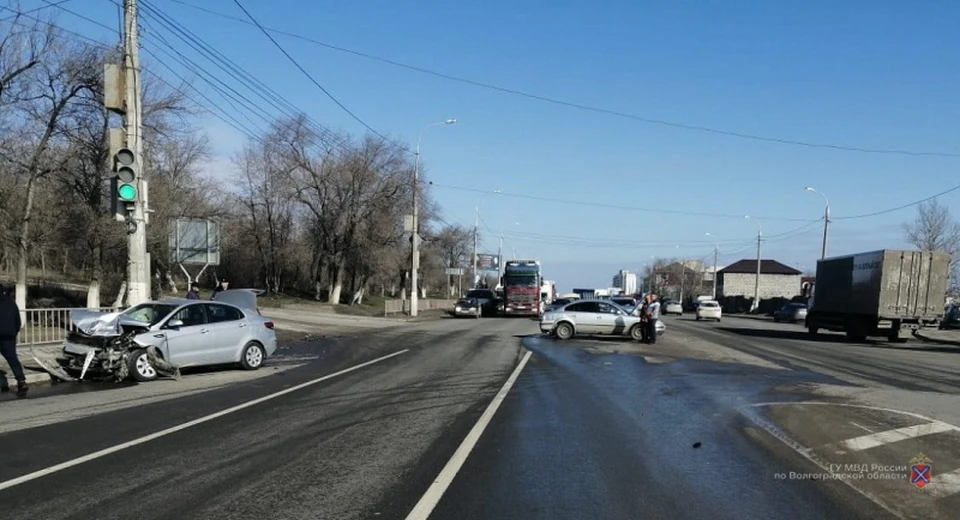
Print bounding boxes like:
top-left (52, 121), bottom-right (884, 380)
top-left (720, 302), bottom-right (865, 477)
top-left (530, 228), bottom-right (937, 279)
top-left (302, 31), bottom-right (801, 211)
top-left (384, 299), bottom-right (456, 316)
top-left (18, 307), bottom-right (119, 346)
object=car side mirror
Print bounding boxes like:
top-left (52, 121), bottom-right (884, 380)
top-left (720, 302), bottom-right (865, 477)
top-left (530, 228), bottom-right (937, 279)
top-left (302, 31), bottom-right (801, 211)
top-left (167, 319), bottom-right (184, 329)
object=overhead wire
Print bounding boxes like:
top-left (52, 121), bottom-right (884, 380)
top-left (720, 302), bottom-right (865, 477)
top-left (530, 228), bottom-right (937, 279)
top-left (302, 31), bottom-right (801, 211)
top-left (137, 0), bottom-right (354, 153)
top-left (0, 0), bottom-right (74, 22)
top-left (833, 181), bottom-right (960, 220)
top-left (429, 182), bottom-right (812, 222)
top-left (229, 0), bottom-right (398, 148)
top-left (6, 4), bottom-right (272, 144)
top-left (169, 0), bottom-right (960, 159)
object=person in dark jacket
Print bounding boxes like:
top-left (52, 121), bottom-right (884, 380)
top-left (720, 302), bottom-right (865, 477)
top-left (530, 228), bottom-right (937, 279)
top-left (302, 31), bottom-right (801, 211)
top-left (0, 285), bottom-right (27, 397)
top-left (210, 278), bottom-right (229, 300)
top-left (186, 282), bottom-right (201, 300)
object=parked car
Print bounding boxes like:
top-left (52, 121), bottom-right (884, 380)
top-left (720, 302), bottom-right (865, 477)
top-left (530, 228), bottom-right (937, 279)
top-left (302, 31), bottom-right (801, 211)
top-left (540, 299), bottom-right (666, 341)
top-left (695, 300), bottom-right (722, 321)
top-left (58, 289), bottom-right (277, 382)
top-left (663, 300), bottom-right (683, 315)
top-left (773, 303), bottom-right (808, 323)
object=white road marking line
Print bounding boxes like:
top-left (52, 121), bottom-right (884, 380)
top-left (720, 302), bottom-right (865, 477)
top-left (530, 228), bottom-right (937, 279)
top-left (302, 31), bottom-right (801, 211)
top-left (926, 466), bottom-right (960, 498)
top-left (737, 405), bottom-right (905, 520)
top-left (405, 349), bottom-right (533, 520)
top-left (833, 421), bottom-right (957, 452)
top-left (850, 421), bottom-right (874, 434)
top-left (0, 349), bottom-right (409, 492)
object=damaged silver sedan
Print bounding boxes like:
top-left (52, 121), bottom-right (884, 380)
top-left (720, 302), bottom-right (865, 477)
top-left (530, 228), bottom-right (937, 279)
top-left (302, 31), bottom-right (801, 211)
top-left (43, 289), bottom-right (278, 382)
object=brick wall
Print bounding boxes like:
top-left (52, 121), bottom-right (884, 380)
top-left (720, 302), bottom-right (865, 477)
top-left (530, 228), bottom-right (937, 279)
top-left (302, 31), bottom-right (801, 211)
top-left (719, 273), bottom-right (801, 300)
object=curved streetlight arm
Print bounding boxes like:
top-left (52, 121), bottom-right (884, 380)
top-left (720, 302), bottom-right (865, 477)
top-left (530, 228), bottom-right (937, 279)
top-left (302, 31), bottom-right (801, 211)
top-left (805, 187), bottom-right (831, 259)
top-left (805, 186), bottom-right (830, 211)
top-left (744, 215), bottom-right (762, 236)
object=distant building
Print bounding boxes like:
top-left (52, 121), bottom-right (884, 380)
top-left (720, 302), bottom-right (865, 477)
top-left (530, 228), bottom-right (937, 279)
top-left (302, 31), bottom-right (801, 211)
top-left (717, 259), bottom-right (803, 300)
top-left (612, 270), bottom-right (638, 295)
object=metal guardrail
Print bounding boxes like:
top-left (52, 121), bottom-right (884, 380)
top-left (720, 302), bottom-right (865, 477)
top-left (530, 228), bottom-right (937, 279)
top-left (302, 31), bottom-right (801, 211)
top-left (18, 307), bottom-right (119, 346)
top-left (384, 299), bottom-right (456, 316)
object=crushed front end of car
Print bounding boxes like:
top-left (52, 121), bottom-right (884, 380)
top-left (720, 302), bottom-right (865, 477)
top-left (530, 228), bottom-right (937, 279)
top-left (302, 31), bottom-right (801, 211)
top-left (36, 310), bottom-right (180, 382)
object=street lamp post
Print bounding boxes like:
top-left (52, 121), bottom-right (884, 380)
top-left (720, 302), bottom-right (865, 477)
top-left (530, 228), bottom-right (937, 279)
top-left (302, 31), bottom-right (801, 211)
top-left (474, 190), bottom-right (503, 288)
top-left (744, 215), bottom-right (762, 312)
top-left (805, 186), bottom-right (830, 260)
top-left (705, 232), bottom-right (719, 300)
top-left (411, 118), bottom-right (456, 317)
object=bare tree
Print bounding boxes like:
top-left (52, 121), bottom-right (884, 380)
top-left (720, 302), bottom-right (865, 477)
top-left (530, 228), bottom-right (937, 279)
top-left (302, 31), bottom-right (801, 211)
top-left (233, 131), bottom-right (297, 294)
top-left (903, 198), bottom-right (960, 288)
top-left (0, 36), bottom-right (100, 311)
top-left (431, 224), bottom-right (473, 296)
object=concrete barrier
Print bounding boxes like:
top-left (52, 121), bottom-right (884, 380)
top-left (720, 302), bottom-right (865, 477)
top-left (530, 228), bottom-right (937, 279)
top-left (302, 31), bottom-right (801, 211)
top-left (384, 299), bottom-right (456, 316)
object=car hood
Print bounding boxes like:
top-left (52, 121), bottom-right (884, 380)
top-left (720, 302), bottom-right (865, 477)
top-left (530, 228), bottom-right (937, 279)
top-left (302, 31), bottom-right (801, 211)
top-left (70, 309), bottom-right (150, 337)
top-left (213, 288), bottom-right (263, 312)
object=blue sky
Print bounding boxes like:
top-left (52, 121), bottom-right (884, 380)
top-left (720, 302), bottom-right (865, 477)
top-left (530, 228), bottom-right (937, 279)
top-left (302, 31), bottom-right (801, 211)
top-left (24, 0), bottom-right (960, 290)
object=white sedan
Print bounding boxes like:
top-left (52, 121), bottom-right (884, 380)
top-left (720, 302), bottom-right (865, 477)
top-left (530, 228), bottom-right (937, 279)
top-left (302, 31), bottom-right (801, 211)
top-left (695, 300), bottom-right (722, 321)
top-left (540, 299), bottom-right (665, 340)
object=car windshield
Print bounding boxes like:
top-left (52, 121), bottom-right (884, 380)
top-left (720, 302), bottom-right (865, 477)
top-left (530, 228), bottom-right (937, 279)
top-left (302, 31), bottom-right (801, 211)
top-left (701, 302), bottom-right (719, 308)
top-left (504, 275), bottom-right (538, 287)
top-left (122, 303), bottom-right (178, 326)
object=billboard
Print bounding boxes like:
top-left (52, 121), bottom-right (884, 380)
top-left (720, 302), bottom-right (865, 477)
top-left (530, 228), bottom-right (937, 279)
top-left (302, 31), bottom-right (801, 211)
top-left (169, 218), bottom-right (220, 265)
top-left (477, 254), bottom-right (500, 271)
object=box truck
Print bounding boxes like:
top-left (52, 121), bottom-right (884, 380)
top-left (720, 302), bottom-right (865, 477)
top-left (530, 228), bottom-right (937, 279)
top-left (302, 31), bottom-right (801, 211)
top-left (806, 249), bottom-right (950, 341)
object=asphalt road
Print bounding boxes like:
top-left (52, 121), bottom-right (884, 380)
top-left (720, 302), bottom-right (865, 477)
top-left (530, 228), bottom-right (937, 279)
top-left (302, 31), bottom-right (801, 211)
top-left (1, 314), bottom-right (958, 519)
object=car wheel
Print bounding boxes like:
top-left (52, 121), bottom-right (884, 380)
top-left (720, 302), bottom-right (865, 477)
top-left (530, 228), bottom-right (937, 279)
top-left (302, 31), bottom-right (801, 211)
top-left (629, 324), bottom-right (644, 341)
top-left (128, 349), bottom-right (158, 382)
top-left (555, 322), bottom-right (574, 340)
top-left (241, 342), bottom-right (266, 370)
top-left (696, 316), bottom-right (701, 321)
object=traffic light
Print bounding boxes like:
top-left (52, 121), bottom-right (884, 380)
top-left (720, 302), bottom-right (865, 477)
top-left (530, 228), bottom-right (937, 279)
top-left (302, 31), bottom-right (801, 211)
top-left (114, 147), bottom-right (138, 204)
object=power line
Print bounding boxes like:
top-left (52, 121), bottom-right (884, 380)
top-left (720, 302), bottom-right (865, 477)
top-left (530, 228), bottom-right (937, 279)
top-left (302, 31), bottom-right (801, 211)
top-left (170, 0), bottom-right (960, 159)
top-left (136, 0), bottom-right (354, 153)
top-left (0, 0), bottom-right (74, 22)
top-left (229, 0), bottom-right (395, 146)
top-left (10, 3), bottom-right (270, 144)
top-left (429, 181), bottom-right (812, 222)
top-left (833, 181), bottom-right (960, 220)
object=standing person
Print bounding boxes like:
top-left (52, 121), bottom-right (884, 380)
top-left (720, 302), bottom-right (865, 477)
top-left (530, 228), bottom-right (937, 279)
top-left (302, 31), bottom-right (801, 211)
top-left (646, 294), bottom-right (661, 344)
top-left (211, 278), bottom-right (229, 300)
top-left (637, 295), bottom-right (650, 343)
top-left (0, 285), bottom-right (28, 397)
top-left (186, 282), bottom-right (201, 300)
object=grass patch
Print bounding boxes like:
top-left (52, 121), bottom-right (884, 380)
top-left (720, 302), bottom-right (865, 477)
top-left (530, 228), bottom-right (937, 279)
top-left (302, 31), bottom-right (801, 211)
top-left (257, 292), bottom-right (389, 317)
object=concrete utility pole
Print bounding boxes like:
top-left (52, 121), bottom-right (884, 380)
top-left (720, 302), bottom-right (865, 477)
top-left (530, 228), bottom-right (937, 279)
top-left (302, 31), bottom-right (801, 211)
top-left (805, 186), bottom-right (830, 259)
top-left (705, 233), bottom-right (719, 300)
top-left (124, 0), bottom-right (148, 306)
top-left (473, 200), bottom-right (479, 288)
top-left (745, 215), bottom-right (762, 312)
top-left (497, 233), bottom-right (503, 283)
top-left (410, 118), bottom-right (455, 316)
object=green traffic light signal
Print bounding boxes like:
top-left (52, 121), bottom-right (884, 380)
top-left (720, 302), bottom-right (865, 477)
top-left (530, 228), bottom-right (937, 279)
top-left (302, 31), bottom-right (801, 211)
top-left (118, 183), bottom-right (137, 201)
